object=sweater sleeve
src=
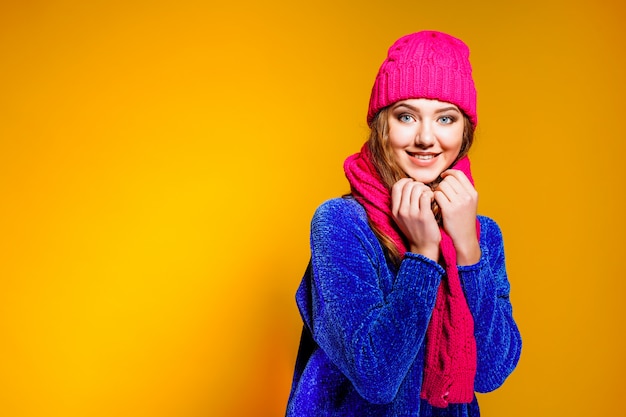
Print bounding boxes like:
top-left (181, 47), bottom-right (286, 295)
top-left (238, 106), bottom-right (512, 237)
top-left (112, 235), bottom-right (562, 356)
top-left (458, 216), bottom-right (522, 393)
top-left (299, 199), bottom-right (444, 404)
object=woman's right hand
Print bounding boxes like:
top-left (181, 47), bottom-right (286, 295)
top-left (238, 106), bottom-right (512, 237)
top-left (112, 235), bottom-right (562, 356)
top-left (391, 178), bottom-right (441, 261)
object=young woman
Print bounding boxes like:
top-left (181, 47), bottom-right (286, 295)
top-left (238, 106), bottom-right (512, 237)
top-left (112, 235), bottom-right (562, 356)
top-left (286, 31), bottom-right (521, 417)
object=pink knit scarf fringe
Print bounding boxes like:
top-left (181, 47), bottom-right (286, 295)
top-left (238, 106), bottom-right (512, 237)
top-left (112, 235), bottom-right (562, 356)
top-left (344, 144), bottom-right (478, 408)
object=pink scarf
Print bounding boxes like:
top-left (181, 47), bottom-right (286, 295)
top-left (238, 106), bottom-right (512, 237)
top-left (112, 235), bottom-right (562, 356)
top-left (344, 144), bottom-right (478, 408)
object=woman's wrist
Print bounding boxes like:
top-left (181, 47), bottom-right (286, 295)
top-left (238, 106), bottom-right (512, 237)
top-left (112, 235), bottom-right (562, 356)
top-left (409, 244), bottom-right (440, 262)
top-left (453, 238), bottom-right (481, 266)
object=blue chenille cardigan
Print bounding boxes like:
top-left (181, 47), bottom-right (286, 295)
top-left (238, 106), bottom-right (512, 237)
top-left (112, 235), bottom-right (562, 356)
top-left (286, 197), bottom-right (521, 416)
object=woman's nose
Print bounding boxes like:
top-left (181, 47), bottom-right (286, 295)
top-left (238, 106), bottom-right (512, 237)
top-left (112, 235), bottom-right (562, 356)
top-left (415, 122), bottom-right (435, 147)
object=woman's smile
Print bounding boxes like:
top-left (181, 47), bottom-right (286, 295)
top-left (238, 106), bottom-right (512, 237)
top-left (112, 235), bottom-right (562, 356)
top-left (407, 151), bottom-right (440, 164)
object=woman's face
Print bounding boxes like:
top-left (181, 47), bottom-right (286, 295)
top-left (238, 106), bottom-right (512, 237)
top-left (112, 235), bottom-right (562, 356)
top-left (387, 98), bottom-right (465, 184)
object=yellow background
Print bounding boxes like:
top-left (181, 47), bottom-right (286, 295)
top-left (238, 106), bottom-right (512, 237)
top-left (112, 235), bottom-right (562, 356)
top-left (1, 0), bottom-right (624, 416)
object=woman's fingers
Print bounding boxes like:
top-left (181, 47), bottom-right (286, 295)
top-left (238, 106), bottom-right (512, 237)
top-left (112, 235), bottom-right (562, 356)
top-left (419, 188), bottom-right (435, 215)
top-left (436, 170), bottom-right (478, 205)
top-left (392, 179), bottom-right (430, 216)
top-left (440, 169), bottom-right (476, 195)
top-left (391, 178), bottom-right (412, 216)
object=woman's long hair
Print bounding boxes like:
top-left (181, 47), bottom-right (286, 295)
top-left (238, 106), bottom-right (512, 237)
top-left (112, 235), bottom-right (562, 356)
top-left (364, 107), bottom-right (475, 265)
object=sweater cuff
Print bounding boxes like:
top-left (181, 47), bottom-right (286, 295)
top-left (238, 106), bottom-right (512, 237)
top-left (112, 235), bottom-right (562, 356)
top-left (456, 247), bottom-right (488, 272)
top-left (397, 252), bottom-right (445, 298)
top-left (403, 252), bottom-right (446, 274)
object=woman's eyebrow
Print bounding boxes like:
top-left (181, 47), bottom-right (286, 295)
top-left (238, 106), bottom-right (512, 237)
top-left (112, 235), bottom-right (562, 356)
top-left (434, 106), bottom-right (461, 114)
top-left (392, 103), bottom-right (417, 111)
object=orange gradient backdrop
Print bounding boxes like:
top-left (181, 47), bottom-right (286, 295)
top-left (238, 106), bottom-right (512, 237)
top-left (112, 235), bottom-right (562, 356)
top-left (1, 1), bottom-right (625, 416)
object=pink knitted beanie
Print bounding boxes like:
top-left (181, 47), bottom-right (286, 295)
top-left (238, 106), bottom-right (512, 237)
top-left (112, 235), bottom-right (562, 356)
top-left (367, 31), bottom-right (477, 127)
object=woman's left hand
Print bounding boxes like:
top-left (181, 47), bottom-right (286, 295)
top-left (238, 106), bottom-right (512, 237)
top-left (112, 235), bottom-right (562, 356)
top-left (434, 169), bottom-right (481, 265)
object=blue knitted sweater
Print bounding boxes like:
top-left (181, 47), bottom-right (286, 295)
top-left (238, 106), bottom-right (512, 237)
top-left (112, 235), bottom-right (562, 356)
top-left (286, 197), bottom-right (521, 416)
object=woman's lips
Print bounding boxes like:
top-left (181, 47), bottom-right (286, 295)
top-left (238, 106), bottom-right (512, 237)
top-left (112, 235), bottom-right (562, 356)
top-left (407, 151), bottom-right (439, 166)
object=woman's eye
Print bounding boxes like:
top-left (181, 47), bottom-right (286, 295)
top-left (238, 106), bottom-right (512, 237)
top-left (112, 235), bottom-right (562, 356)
top-left (439, 116), bottom-right (455, 124)
top-left (399, 114), bottom-right (414, 123)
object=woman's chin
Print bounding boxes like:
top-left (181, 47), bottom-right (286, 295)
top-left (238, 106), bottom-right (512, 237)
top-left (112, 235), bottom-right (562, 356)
top-left (406, 172), bottom-right (439, 184)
